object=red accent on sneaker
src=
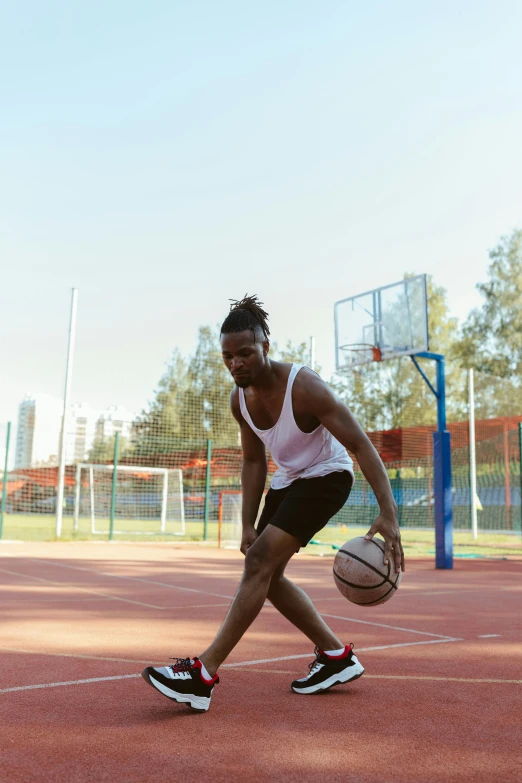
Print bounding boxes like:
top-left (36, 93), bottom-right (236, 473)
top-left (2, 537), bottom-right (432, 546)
top-left (321, 645), bottom-right (352, 660)
top-left (192, 657), bottom-right (219, 685)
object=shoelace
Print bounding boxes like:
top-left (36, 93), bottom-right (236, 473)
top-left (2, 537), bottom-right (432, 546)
top-left (308, 643), bottom-right (354, 675)
top-left (307, 647), bottom-right (326, 676)
top-left (168, 657), bottom-right (193, 674)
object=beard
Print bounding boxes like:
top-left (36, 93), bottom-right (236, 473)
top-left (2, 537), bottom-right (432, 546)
top-left (234, 378), bottom-right (251, 389)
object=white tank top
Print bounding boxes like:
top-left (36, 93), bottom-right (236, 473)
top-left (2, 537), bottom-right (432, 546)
top-left (239, 363), bottom-right (354, 489)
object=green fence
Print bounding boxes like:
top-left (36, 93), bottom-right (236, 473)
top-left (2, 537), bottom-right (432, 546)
top-left (1, 419), bottom-right (522, 545)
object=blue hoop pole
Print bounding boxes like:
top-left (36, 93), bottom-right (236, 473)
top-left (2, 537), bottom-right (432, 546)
top-left (412, 352), bottom-right (453, 569)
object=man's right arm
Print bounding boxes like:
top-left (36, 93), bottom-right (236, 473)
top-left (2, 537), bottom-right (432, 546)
top-left (230, 389), bottom-right (267, 554)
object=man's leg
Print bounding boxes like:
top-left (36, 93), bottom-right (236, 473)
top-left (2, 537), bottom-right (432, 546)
top-left (199, 525), bottom-right (300, 676)
top-left (267, 559), bottom-right (364, 695)
top-left (267, 561), bottom-right (343, 650)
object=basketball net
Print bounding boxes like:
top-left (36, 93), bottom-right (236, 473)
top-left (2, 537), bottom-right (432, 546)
top-left (343, 343), bottom-right (382, 366)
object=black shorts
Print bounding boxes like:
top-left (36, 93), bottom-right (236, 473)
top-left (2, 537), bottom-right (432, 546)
top-left (256, 470), bottom-right (353, 547)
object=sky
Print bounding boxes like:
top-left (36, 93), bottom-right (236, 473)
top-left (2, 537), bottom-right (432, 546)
top-left (1, 0), bottom-right (522, 453)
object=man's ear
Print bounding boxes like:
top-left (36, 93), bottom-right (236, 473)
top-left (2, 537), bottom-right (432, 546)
top-left (262, 339), bottom-right (270, 357)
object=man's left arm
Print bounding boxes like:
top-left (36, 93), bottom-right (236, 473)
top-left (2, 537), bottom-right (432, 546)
top-left (300, 375), bottom-right (405, 573)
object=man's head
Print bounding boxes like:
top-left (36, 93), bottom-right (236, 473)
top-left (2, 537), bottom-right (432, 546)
top-left (220, 295), bottom-right (270, 388)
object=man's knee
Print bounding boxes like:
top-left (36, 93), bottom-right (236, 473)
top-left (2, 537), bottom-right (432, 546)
top-left (244, 539), bottom-right (289, 581)
top-left (243, 543), bottom-right (273, 580)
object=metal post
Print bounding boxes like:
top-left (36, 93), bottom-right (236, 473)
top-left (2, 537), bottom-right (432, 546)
top-left (218, 491), bottom-right (223, 549)
top-left (160, 469), bottom-right (168, 533)
top-left (56, 288), bottom-right (78, 538)
top-left (89, 466), bottom-right (95, 534)
top-left (413, 352), bottom-right (453, 569)
top-left (109, 432), bottom-right (120, 541)
top-left (309, 336), bottom-right (316, 371)
top-left (396, 468), bottom-right (402, 528)
top-left (434, 356), bottom-right (452, 568)
top-left (73, 463), bottom-right (81, 532)
top-left (203, 439), bottom-right (212, 540)
top-left (518, 423), bottom-right (522, 534)
top-left (1, 422), bottom-right (12, 539)
top-left (435, 356), bottom-right (446, 431)
top-left (178, 469), bottom-right (186, 535)
top-left (503, 421), bottom-right (511, 529)
top-left (433, 430), bottom-right (453, 569)
top-left (468, 369), bottom-right (478, 539)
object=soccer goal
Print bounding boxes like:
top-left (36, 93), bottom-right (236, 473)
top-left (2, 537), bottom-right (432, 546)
top-left (73, 464), bottom-right (185, 536)
top-left (218, 489), bottom-right (242, 549)
top-left (217, 489), bottom-right (267, 549)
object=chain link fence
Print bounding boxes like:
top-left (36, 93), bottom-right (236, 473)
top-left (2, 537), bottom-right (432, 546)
top-left (1, 344), bottom-right (521, 554)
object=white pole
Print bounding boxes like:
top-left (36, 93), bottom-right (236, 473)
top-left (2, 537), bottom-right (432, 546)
top-left (89, 466), bottom-right (95, 534)
top-left (178, 469), bottom-right (185, 534)
top-left (469, 368), bottom-right (478, 540)
top-left (309, 336), bottom-right (316, 371)
top-left (160, 470), bottom-right (168, 533)
top-left (55, 288), bottom-right (78, 538)
top-left (73, 463), bottom-right (81, 531)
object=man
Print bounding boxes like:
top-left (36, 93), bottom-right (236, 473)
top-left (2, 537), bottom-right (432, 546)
top-left (142, 296), bottom-right (404, 711)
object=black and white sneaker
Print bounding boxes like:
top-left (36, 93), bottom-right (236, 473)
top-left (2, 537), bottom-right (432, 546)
top-left (291, 645), bottom-right (364, 694)
top-left (141, 657), bottom-right (219, 712)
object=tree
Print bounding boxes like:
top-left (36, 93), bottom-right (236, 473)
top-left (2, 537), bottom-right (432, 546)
top-left (450, 229), bottom-right (522, 418)
top-left (87, 433), bottom-right (130, 463)
top-left (465, 370), bottom-right (521, 419)
top-left (131, 328), bottom-right (321, 456)
top-left (271, 339), bottom-right (321, 373)
top-left (131, 349), bottom-right (189, 456)
top-left (455, 229), bottom-right (522, 378)
top-left (181, 325), bottom-right (239, 444)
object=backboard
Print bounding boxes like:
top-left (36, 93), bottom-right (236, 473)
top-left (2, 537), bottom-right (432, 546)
top-left (334, 274), bottom-right (429, 370)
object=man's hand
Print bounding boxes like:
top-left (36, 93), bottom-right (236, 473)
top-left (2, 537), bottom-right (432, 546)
top-left (365, 512), bottom-right (405, 573)
top-left (240, 527), bottom-right (258, 556)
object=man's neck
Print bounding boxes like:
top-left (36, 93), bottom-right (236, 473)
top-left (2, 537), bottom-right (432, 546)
top-left (248, 360), bottom-right (291, 393)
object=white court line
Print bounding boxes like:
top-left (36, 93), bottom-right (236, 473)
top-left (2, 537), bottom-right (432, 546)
top-left (0, 637), bottom-right (462, 694)
top-left (272, 590), bottom-right (465, 602)
top-left (316, 587), bottom-right (521, 598)
top-left (0, 674), bottom-right (139, 693)
top-left (4, 562), bottom-right (459, 640)
top-left (394, 590), bottom-right (465, 597)
top-left (0, 638), bottom-right (462, 669)
top-left (0, 646), bottom-right (161, 665)
top-left (0, 567), bottom-right (165, 610)
top-left (365, 674), bottom-right (522, 684)
top-left (0, 597), bottom-right (113, 604)
top-left (0, 567), bottom-right (67, 585)
top-left (223, 638), bottom-right (462, 667)
top-left (4, 562), bottom-right (457, 637)
top-left (22, 558), bottom-right (235, 600)
top-left (163, 602), bottom-right (231, 610)
top-left (221, 669), bottom-right (522, 683)
top-left (319, 613), bottom-right (455, 640)
top-left (1, 598), bottom-right (230, 611)
top-left (478, 634), bottom-right (501, 638)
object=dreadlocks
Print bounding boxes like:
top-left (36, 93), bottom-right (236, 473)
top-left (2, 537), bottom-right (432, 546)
top-left (220, 295), bottom-right (270, 341)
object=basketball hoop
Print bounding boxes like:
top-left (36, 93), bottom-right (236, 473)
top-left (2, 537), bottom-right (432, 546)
top-left (334, 274), bottom-right (429, 372)
top-left (340, 343), bottom-right (382, 367)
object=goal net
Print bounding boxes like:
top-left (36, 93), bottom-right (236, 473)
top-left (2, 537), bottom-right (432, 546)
top-left (73, 464), bottom-right (185, 536)
top-left (217, 490), bottom-right (267, 549)
top-left (218, 490), bottom-right (242, 549)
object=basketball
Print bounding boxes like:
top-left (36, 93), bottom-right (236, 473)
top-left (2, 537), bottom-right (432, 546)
top-left (333, 536), bottom-right (402, 606)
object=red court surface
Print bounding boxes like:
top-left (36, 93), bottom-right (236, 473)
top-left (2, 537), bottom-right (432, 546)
top-left (1, 541), bottom-right (521, 783)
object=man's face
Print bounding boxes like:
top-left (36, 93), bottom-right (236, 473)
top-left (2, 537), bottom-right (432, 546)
top-left (221, 330), bottom-right (268, 388)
